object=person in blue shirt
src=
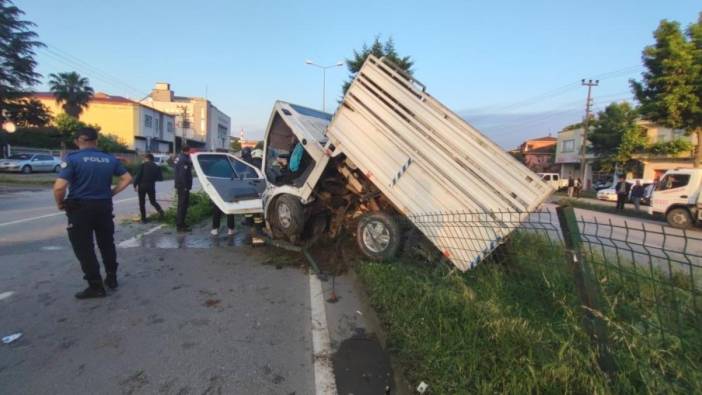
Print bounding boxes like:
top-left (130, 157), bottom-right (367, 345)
top-left (53, 127), bottom-right (133, 299)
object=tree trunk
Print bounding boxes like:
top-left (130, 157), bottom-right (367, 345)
top-left (696, 128), bottom-right (702, 168)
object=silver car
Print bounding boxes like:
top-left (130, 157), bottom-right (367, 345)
top-left (0, 153), bottom-right (62, 174)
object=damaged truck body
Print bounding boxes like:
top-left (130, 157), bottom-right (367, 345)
top-left (192, 55), bottom-right (552, 271)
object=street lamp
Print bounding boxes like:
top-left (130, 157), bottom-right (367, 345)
top-left (305, 59), bottom-right (344, 113)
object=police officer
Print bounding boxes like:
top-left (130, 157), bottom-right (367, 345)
top-left (173, 145), bottom-right (193, 232)
top-left (53, 127), bottom-right (133, 299)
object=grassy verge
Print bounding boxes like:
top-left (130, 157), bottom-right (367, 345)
top-left (357, 233), bottom-right (701, 394)
top-left (554, 189), bottom-right (598, 199)
top-left (150, 190), bottom-right (213, 227)
top-left (0, 173), bottom-right (56, 186)
top-left (557, 197), bottom-right (665, 222)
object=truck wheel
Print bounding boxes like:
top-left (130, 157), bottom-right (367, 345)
top-left (666, 208), bottom-right (693, 229)
top-left (272, 194), bottom-right (305, 239)
top-left (54, 165), bottom-right (61, 173)
top-left (21, 165), bottom-right (31, 174)
top-left (356, 212), bottom-right (401, 261)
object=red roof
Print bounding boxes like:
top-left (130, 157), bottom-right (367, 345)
top-left (526, 136), bottom-right (557, 142)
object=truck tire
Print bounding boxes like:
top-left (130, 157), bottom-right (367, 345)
top-left (272, 194), bottom-right (305, 239)
top-left (666, 207), bottom-right (693, 229)
top-left (356, 212), bottom-right (401, 261)
top-left (54, 165), bottom-right (61, 173)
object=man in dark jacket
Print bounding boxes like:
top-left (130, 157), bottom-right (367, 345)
top-left (133, 153), bottom-right (164, 223)
top-left (630, 180), bottom-right (645, 211)
top-left (174, 146), bottom-right (193, 232)
top-left (614, 176), bottom-right (630, 211)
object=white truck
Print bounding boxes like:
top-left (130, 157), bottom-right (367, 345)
top-left (192, 56), bottom-right (552, 271)
top-left (650, 168), bottom-right (702, 229)
top-left (537, 173), bottom-right (568, 191)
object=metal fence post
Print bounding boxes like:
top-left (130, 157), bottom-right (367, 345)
top-left (556, 205), bottom-right (616, 375)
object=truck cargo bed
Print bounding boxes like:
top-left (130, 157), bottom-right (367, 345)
top-left (326, 55), bottom-right (552, 270)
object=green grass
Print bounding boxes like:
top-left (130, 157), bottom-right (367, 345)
top-left (0, 173), bottom-right (56, 186)
top-left (357, 233), bottom-right (701, 394)
top-left (151, 190), bottom-right (213, 227)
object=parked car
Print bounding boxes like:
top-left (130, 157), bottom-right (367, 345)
top-left (536, 173), bottom-right (567, 191)
top-left (0, 153), bottom-right (62, 174)
top-left (593, 179), bottom-right (613, 191)
top-left (192, 55), bottom-right (552, 271)
top-left (596, 178), bottom-right (653, 203)
top-left (152, 154), bottom-right (171, 166)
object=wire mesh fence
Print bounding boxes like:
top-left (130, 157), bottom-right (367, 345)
top-left (407, 206), bottom-right (701, 349)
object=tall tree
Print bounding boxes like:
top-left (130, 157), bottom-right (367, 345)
top-left (49, 71), bottom-right (94, 117)
top-left (0, 0), bottom-right (45, 123)
top-left (630, 16), bottom-right (702, 167)
top-left (589, 102), bottom-right (647, 172)
top-left (342, 36), bottom-right (414, 94)
top-left (6, 98), bottom-right (51, 127)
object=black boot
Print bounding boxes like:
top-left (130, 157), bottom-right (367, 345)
top-left (75, 284), bottom-right (107, 299)
top-left (104, 273), bottom-right (118, 290)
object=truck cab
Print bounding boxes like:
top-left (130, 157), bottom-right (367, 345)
top-left (650, 169), bottom-right (702, 229)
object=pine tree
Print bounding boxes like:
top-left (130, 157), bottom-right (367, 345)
top-left (342, 36), bottom-right (414, 94)
top-left (0, 0), bottom-right (45, 123)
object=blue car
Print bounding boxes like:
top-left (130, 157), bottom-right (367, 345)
top-left (0, 153), bottom-right (62, 174)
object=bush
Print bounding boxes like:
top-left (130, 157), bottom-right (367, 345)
top-left (156, 190), bottom-right (212, 226)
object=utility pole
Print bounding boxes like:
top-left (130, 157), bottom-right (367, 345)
top-left (580, 79), bottom-right (599, 188)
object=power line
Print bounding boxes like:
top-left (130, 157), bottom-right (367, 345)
top-left (38, 43), bottom-right (150, 99)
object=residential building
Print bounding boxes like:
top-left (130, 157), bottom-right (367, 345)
top-left (554, 127), bottom-right (596, 188)
top-left (514, 135), bottom-right (557, 172)
top-left (141, 83), bottom-right (230, 151)
top-left (633, 120), bottom-right (698, 180)
top-left (33, 92), bottom-right (175, 153)
top-left (555, 121), bottom-right (699, 187)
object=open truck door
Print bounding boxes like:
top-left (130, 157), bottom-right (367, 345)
top-left (191, 152), bottom-right (265, 215)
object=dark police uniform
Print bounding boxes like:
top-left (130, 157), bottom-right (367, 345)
top-left (134, 160), bottom-right (164, 221)
top-left (173, 152), bottom-right (193, 229)
top-left (58, 148), bottom-right (127, 287)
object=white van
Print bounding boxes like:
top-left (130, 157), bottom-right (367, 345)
top-left (650, 169), bottom-right (702, 229)
top-left (537, 173), bottom-right (567, 191)
top-left (192, 56), bottom-right (552, 270)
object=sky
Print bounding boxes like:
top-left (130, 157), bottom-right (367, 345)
top-left (16, 0), bottom-right (701, 148)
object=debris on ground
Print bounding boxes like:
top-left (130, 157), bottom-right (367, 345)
top-left (417, 381), bottom-right (429, 393)
top-left (2, 332), bottom-right (22, 344)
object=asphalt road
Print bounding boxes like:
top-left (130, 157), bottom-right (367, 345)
top-left (0, 181), bottom-right (399, 395)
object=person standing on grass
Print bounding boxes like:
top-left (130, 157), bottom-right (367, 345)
top-left (630, 180), bottom-right (645, 212)
top-left (133, 153), bottom-right (165, 223)
top-left (174, 145), bottom-right (193, 232)
top-left (53, 127), bottom-right (132, 299)
top-left (567, 176), bottom-right (575, 197)
top-left (614, 176), bottom-right (630, 212)
top-left (575, 177), bottom-right (583, 198)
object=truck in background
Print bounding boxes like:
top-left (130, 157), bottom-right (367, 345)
top-left (650, 168), bottom-right (702, 229)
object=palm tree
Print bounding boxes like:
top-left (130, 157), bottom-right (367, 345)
top-left (48, 71), bottom-right (94, 117)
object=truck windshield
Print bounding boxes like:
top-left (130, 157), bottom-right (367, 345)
top-left (658, 174), bottom-right (690, 190)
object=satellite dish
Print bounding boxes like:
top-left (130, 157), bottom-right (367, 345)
top-left (2, 121), bottom-right (17, 133)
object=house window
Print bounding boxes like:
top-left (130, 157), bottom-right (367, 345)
top-left (167, 121), bottom-right (174, 133)
top-left (154, 118), bottom-right (160, 131)
top-left (144, 115), bottom-right (153, 128)
top-left (561, 139), bottom-right (575, 152)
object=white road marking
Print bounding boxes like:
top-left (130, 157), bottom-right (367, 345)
top-left (309, 273), bottom-right (338, 395)
top-left (117, 224), bottom-right (165, 248)
top-left (0, 291), bottom-right (14, 301)
top-left (0, 197), bottom-right (138, 227)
